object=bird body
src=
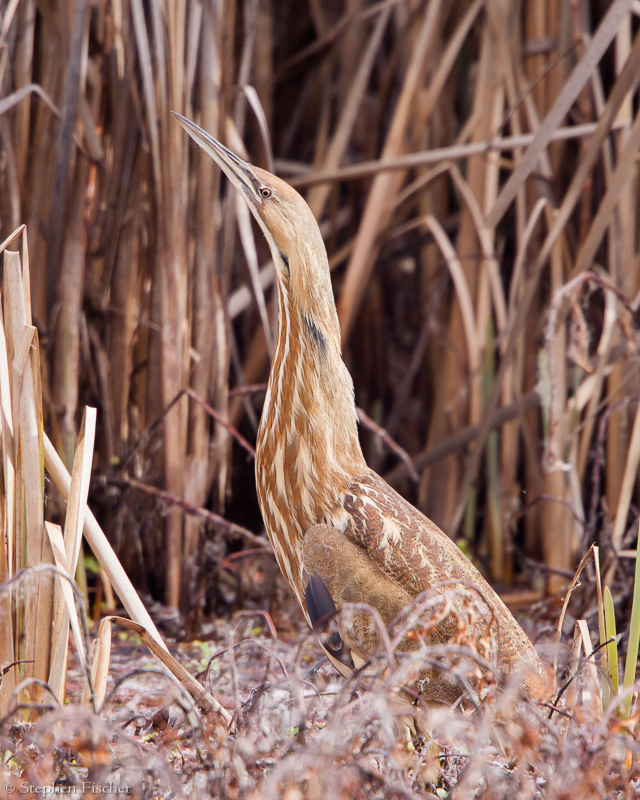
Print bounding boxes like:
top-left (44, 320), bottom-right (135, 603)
top-left (174, 113), bottom-right (547, 702)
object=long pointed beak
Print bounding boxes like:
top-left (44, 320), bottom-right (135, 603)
top-left (172, 111), bottom-right (262, 206)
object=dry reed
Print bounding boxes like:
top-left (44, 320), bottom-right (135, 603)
top-left (1, 0), bottom-right (640, 791)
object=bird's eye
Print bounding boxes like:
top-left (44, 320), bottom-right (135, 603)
top-left (260, 187), bottom-right (272, 199)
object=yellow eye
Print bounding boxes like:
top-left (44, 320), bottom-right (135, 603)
top-left (260, 187), bottom-right (272, 199)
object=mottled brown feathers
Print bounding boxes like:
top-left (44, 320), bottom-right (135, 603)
top-left (177, 120), bottom-right (549, 704)
top-left (338, 471), bottom-right (547, 699)
top-left (299, 473), bottom-right (548, 702)
top-left (251, 168), bottom-right (548, 702)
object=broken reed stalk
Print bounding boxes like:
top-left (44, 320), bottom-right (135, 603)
top-left (0, 234), bottom-right (226, 726)
top-left (1, 245), bottom-right (52, 711)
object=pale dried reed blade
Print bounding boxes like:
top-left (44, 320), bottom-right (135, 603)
top-left (572, 101), bottom-right (640, 279)
top-left (48, 408), bottom-right (96, 702)
top-left (242, 87), bottom-right (273, 172)
top-left (102, 615), bottom-right (232, 725)
top-left (51, 159), bottom-right (90, 466)
top-left (0, 298), bottom-right (15, 712)
top-left (234, 193), bottom-right (273, 351)
top-left (289, 122), bottom-right (627, 187)
top-left (0, 225), bottom-right (26, 256)
top-left (84, 616), bottom-right (112, 712)
top-left (554, 545), bottom-right (595, 682)
top-left (63, 407), bottom-right (97, 573)
top-left (422, 214), bottom-right (479, 376)
top-left (0, 295), bottom-right (15, 575)
top-left (575, 619), bottom-right (602, 713)
top-left (17, 225), bottom-right (31, 330)
top-left (593, 547), bottom-right (610, 710)
top-left (609, 399), bottom-right (640, 556)
top-left (306, 5), bottom-right (391, 219)
top-left (43, 433), bottom-right (168, 652)
top-left (0, 84), bottom-right (59, 120)
top-left (3, 249), bottom-right (52, 703)
top-left (487, 0), bottom-right (636, 228)
top-left (21, 326), bottom-right (53, 686)
top-left (0, 231), bottom-right (27, 712)
top-left (576, 284), bottom-right (618, 480)
top-left (448, 164), bottom-right (507, 334)
top-left (46, 522), bottom-right (87, 703)
top-left (337, 0), bottom-right (443, 339)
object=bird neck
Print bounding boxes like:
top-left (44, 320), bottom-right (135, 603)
top-left (256, 265), bottom-right (366, 540)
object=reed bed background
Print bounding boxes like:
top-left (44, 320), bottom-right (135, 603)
top-left (1, 0), bottom-right (639, 628)
top-left (2, 0), bottom-right (640, 796)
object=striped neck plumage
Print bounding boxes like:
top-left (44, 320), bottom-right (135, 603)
top-left (256, 247), bottom-right (365, 536)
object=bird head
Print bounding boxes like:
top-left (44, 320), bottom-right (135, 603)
top-left (173, 112), bottom-right (336, 334)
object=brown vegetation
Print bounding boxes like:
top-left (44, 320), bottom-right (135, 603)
top-left (1, 0), bottom-right (640, 796)
top-left (1, 0), bottom-right (640, 606)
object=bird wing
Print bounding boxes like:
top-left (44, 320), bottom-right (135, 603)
top-left (336, 469), bottom-right (545, 684)
top-left (301, 471), bottom-right (547, 700)
top-left (301, 521), bottom-right (470, 703)
top-left (301, 522), bottom-right (419, 680)
top-left (302, 523), bottom-right (413, 626)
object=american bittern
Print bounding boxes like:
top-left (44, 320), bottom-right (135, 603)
top-left (174, 113), bottom-right (547, 703)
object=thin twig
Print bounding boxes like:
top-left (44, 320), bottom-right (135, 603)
top-left (105, 475), bottom-right (267, 548)
top-left (384, 391), bottom-right (539, 485)
top-left (285, 122), bottom-right (628, 186)
top-left (122, 387), bottom-right (255, 467)
top-left (548, 637), bottom-right (613, 719)
top-left (186, 387), bottom-right (255, 456)
top-left (357, 407), bottom-right (419, 482)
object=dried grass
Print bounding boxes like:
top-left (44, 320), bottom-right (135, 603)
top-left (1, 0), bottom-right (639, 602)
top-left (0, 602), bottom-right (637, 799)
